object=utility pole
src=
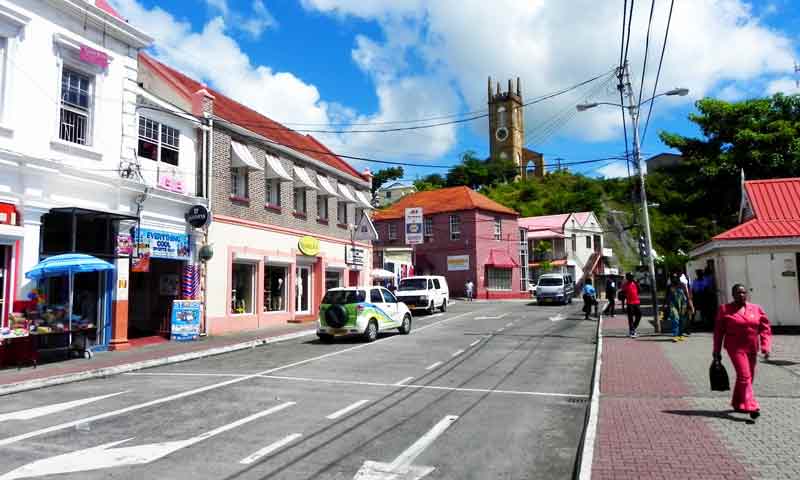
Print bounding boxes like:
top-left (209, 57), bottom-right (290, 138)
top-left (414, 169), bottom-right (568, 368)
top-left (795, 61), bottom-right (800, 88)
top-left (618, 60), bottom-right (660, 333)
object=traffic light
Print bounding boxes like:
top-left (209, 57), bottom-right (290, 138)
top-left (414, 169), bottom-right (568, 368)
top-left (638, 234), bottom-right (648, 258)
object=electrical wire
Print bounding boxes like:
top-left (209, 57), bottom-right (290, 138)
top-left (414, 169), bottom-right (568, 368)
top-left (636, 0), bottom-right (657, 112)
top-left (641, 0), bottom-right (675, 145)
top-left (623, 0), bottom-right (636, 69)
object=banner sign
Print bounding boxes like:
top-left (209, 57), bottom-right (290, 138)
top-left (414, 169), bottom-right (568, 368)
top-left (136, 228), bottom-right (190, 260)
top-left (447, 255), bottom-right (470, 271)
top-left (79, 45), bottom-right (109, 69)
top-left (404, 207), bottom-right (423, 245)
top-left (171, 300), bottom-right (201, 341)
top-left (115, 233), bottom-right (133, 256)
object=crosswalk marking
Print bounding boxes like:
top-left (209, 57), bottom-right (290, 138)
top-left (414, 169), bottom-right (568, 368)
top-left (239, 433), bottom-right (302, 465)
top-left (326, 400), bottom-right (369, 420)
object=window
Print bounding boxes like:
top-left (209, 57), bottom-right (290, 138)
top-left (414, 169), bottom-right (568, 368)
top-left (433, 279), bottom-right (441, 289)
top-left (424, 217), bottom-right (433, 237)
top-left (487, 268), bottom-right (512, 291)
top-left (381, 288), bottom-right (397, 303)
top-left (325, 271), bottom-right (341, 291)
top-left (317, 194), bottom-right (328, 221)
top-left (231, 262), bottom-right (255, 314)
top-left (519, 227), bottom-right (528, 291)
top-left (386, 191), bottom-right (392, 199)
top-left (138, 116), bottom-right (180, 166)
top-left (337, 201), bottom-right (348, 225)
top-left (264, 265), bottom-right (287, 312)
top-left (59, 68), bottom-right (92, 145)
top-left (370, 289), bottom-right (383, 303)
top-left (388, 223), bottom-right (398, 240)
top-left (231, 167), bottom-right (248, 198)
top-left (323, 289), bottom-right (365, 304)
top-left (449, 215), bottom-right (461, 240)
top-left (494, 217), bottom-right (502, 240)
top-left (293, 187), bottom-right (306, 216)
top-left (586, 236), bottom-right (592, 249)
top-left (571, 234), bottom-right (577, 252)
top-left (266, 178), bottom-right (281, 207)
top-left (497, 106), bottom-right (507, 128)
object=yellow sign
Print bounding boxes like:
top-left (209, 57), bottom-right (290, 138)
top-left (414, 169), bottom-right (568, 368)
top-left (298, 235), bottom-right (320, 256)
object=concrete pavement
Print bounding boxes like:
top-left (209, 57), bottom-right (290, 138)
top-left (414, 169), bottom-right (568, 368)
top-left (0, 301), bottom-right (598, 480)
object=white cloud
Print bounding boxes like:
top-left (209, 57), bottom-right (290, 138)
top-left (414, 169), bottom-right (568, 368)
top-left (718, 84), bottom-right (747, 101)
top-left (766, 77), bottom-right (800, 95)
top-left (204, 0), bottom-right (277, 39)
top-left (596, 161), bottom-right (632, 179)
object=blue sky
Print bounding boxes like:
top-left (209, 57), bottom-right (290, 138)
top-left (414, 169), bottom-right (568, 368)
top-left (113, 0), bottom-right (800, 180)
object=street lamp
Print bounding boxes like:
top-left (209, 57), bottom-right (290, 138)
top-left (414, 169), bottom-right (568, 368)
top-left (577, 70), bottom-right (689, 333)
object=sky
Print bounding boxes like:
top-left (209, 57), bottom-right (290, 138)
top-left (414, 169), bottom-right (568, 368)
top-left (110, 0), bottom-right (800, 181)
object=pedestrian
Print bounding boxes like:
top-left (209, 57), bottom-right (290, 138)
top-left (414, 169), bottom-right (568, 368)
top-left (618, 278), bottom-right (627, 310)
top-left (702, 267), bottom-right (718, 329)
top-left (582, 279), bottom-right (597, 320)
top-left (465, 280), bottom-right (474, 302)
top-left (604, 277), bottom-right (617, 316)
top-left (692, 269), bottom-right (706, 326)
top-left (623, 272), bottom-right (642, 337)
top-left (664, 273), bottom-right (694, 342)
top-left (712, 284), bottom-right (772, 420)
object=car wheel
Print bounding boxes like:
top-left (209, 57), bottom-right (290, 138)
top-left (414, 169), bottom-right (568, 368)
top-left (398, 315), bottom-right (412, 334)
top-left (318, 333), bottom-right (333, 343)
top-left (364, 320), bottom-right (378, 342)
top-left (440, 299), bottom-right (447, 312)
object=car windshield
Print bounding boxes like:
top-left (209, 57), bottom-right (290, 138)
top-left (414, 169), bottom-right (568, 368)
top-left (538, 278), bottom-right (563, 286)
top-left (322, 290), bottom-right (365, 304)
top-left (399, 279), bottom-right (427, 291)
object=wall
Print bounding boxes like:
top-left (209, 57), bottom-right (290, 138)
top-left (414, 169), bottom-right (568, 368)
top-left (473, 210), bottom-right (524, 299)
top-left (564, 214), bottom-right (604, 281)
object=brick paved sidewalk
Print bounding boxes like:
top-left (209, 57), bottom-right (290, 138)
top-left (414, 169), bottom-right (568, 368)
top-left (0, 323), bottom-right (315, 394)
top-left (591, 313), bottom-right (800, 480)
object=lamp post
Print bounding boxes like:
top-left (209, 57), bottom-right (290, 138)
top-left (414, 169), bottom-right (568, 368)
top-left (577, 62), bottom-right (688, 333)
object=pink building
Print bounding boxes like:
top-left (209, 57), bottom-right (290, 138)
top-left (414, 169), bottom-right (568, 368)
top-left (373, 186), bottom-right (528, 299)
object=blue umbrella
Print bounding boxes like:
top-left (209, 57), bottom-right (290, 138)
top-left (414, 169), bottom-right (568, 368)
top-left (26, 253), bottom-right (114, 280)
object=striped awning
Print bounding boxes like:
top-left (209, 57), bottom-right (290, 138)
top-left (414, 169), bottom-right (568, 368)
top-left (338, 183), bottom-right (357, 204)
top-left (293, 166), bottom-right (319, 190)
top-left (231, 141), bottom-right (263, 171)
top-left (354, 190), bottom-right (374, 209)
top-left (316, 174), bottom-right (340, 198)
top-left (264, 153), bottom-right (292, 181)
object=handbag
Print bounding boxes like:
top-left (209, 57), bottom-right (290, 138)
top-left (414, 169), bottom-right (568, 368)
top-left (709, 360), bottom-right (730, 391)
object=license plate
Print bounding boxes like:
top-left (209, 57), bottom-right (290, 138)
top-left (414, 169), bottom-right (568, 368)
top-left (332, 328), bottom-right (348, 335)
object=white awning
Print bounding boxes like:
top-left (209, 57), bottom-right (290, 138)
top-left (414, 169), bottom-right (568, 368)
top-left (231, 141), bottom-right (263, 171)
top-left (317, 174), bottom-right (340, 198)
top-left (264, 153), bottom-right (292, 181)
top-left (338, 183), bottom-right (357, 204)
top-left (354, 190), bottom-right (374, 209)
top-left (293, 166), bottom-right (319, 190)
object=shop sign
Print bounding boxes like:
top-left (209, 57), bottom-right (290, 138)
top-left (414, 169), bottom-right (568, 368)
top-left (171, 300), bottom-right (201, 341)
top-left (405, 207), bottom-right (423, 245)
top-left (346, 246), bottom-right (365, 268)
top-left (79, 45), bottom-right (109, 69)
top-left (136, 228), bottom-right (190, 260)
top-left (298, 235), bottom-right (320, 256)
top-left (186, 205), bottom-right (210, 228)
top-left (115, 233), bottom-right (133, 256)
top-left (447, 255), bottom-right (470, 271)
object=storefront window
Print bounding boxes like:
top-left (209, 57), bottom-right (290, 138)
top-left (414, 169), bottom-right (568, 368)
top-left (487, 267), bottom-right (512, 291)
top-left (325, 270), bottom-right (342, 292)
top-left (231, 262), bottom-right (255, 314)
top-left (264, 265), bottom-right (287, 312)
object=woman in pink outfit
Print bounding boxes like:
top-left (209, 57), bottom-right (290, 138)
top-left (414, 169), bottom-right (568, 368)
top-left (712, 284), bottom-right (772, 420)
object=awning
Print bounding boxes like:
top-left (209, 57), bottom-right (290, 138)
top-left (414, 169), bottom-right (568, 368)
top-left (485, 249), bottom-right (518, 268)
top-left (527, 229), bottom-right (565, 240)
top-left (293, 166), bottom-right (318, 190)
top-left (231, 141), bottom-right (263, 171)
top-left (530, 259), bottom-right (568, 267)
top-left (317, 174), bottom-right (340, 198)
top-left (354, 190), bottom-right (374, 209)
top-left (338, 183), bottom-right (357, 204)
top-left (26, 253), bottom-right (114, 279)
top-left (371, 268), bottom-right (395, 279)
top-left (264, 153), bottom-right (292, 180)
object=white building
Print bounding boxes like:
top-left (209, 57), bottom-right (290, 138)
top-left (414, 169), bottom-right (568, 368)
top-left (376, 180), bottom-right (416, 207)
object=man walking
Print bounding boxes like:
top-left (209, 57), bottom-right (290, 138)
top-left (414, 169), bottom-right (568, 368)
top-left (465, 279), bottom-right (474, 302)
top-left (582, 279), bottom-right (598, 320)
top-left (604, 276), bottom-right (617, 316)
top-left (623, 272), bottom-right (642, 337)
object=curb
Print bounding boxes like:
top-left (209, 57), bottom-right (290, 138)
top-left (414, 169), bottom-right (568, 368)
top-left (0, 329), bottom-right (317, 397)
top-left (574, 301), bottom-right (604, 480)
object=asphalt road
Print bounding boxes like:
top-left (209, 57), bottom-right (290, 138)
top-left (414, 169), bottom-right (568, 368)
top-left (0, 300), bottom-right (598, 480)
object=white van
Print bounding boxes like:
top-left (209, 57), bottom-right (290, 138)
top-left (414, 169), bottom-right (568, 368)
top-left (395, 276), bottom-right (450, 314)
top-left (536, 273), bottom-right (574, 305)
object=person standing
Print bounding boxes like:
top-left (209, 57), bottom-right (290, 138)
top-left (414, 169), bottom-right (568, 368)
top-left (604, 277), bottom-right (617, 316)
top-left (465, 280), bottom-right (474, 302)
top-left (623, 273), bottom-right (642, 337)
top-left (712, 284), bottom-right (772, 420)
top-left (665, 274), bottom-right (694, 342)
top-left (582, 279), bottom-right (597, 320)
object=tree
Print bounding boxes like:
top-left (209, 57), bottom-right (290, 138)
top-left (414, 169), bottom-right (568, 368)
top-left (414, 173), bottom-right (445, 192)
top-left (371, 167), bottom-right (404, 198)
top-left (533, 240), bottom-right (553, 273)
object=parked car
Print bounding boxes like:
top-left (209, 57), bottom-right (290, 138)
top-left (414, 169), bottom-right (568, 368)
top-left (536, 274), bottom-right (574, 305)
top-left (528, 283), bottom-right (537, 296)
top-left (317, 287), bottom-right (412, 342)
top-left (395, 275), bottom-right (449, 314)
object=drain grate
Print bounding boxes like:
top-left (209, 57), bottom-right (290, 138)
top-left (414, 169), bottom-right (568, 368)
top-left (567, 397), bottom-right (589, 404)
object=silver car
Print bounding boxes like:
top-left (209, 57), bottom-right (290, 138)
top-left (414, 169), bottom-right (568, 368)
top-left (536, 274), bottom-right (574, 305)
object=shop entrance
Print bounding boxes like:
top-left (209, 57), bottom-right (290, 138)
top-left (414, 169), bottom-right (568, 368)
top-left (295, 265), bottom-right (311, 315)
top-left (129, 258), bottom-right (183, 338)
top-left (0, 246), bottom-right (7, 323)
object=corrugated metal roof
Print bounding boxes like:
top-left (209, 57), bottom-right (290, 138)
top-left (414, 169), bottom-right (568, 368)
top-left (714, 178), bottom-right (800, 240)
top-left (372, 186), bottom-right (517, 220)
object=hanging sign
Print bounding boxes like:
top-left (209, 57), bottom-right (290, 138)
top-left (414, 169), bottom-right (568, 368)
top-left (186, 205), bottom-right (211, 228)
top-left (405, 207), bottom-right (423, 245)
top-left (346, 246), bottom-right (365, 268)
top-left (115, 233), bottom-right (133, 256)
top-left (170, 300), bottom-right (201, 341)
top-left (298, 236), bottom-right (320, 256)
top-left (135, 228), bottom-right (191, 260)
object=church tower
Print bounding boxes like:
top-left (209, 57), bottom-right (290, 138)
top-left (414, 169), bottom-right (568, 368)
top-left (487, 77), bottom-right (543, 179)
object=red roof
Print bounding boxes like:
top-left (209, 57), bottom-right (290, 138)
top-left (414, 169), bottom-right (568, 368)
top-left (139, 53), bottom-right (366, 182)
top-left (714, 178), bottom-right (800, 240)
top-left (372, 186), bottom-right (518, 220)
top-left (486, 249), bottom-right (518, 268)
top-left (95, 0), bottom-right (123, 19)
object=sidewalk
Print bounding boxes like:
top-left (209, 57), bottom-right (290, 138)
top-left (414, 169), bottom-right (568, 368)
top-left (0, 323), bottom-right (316, 396)
top-left (591, 313), bottom-right (800, 479)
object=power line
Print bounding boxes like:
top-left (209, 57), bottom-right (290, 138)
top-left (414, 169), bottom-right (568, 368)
top-left (636, 0), bottom-right (657, 113)
top-left (622, 0), bottom-right (636, 69)
top-left (619, 0), bottom-right (629, 69)
top-left (641, 0), bottom-right (676, 145)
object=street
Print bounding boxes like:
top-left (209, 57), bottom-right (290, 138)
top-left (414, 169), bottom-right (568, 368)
top-left (0, 301), bottom-right (597, 480)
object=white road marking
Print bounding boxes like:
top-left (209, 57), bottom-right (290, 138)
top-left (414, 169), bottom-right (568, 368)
top-left (497, 328), bottom-right (505, 332)
top-left (428, 313), bottom-right (443, 319)
top-left (0, 308), bottom-right (489, 448)
top-left (394, 376), bottom-right (415, 386)
top-left (469, 339), bottom-right (481, 347)
top-left (425, 361), bottom-right (443, 370)
top-left (0, 391), bottom-right (128, 422)
top-left (353, 415), bottom-right (459, 479)
top-left (451, 349), bottom-right (464, 357)
top-left (326, 400), bottom-right (370, 420)
top-left (474, 313), bottom-right (508, 320)
top-left (549, 314), bottom-right (566, 322)
top-left (239, 433), bottom-right (302, 465)
top-left (0, 403), bottom-right (295, 480)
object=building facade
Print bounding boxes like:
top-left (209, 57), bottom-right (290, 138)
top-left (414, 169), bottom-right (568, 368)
top-left (376, 181), bottom-right (416, 207)
top-left (373, 186), bottom-right (528, 299)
